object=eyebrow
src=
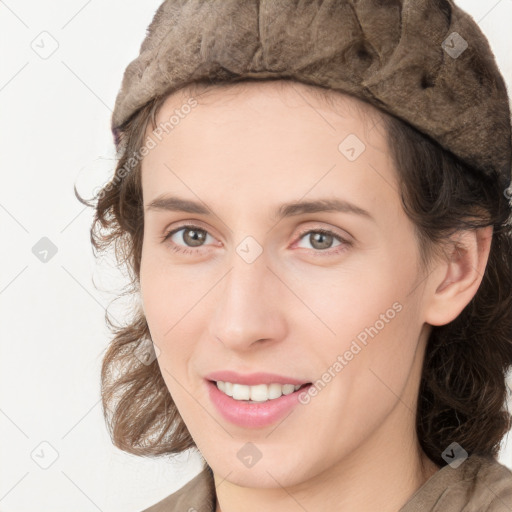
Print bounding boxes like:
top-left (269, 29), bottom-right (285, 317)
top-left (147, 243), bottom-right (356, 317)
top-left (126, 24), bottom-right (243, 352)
top-left (145, 194), bottom-right (375, 222)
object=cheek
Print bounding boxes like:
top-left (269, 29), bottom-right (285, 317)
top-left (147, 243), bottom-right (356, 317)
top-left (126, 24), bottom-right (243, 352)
top-left (140, 269), bottom-right (196, 405)
top-left (310, 299), bottom-right (422, 452)
top-left (139, 249), bottom-right (209, 389)
top-left (323, 250), bottom-right (419, 352)
top-left (139, 246), bottom-right (192, 339)
top-left (318, 243), bottom-right (423, 398)
top-left (319, 281), bottom-right (414, 396)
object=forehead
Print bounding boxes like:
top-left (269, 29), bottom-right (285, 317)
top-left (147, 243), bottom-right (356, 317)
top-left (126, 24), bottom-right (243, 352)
top-left (141, 79), bottom-right (400, 225)
top-left (146, 79), bottom-right (391, 175)
top-left (155, 79), bottom-right (385, 133)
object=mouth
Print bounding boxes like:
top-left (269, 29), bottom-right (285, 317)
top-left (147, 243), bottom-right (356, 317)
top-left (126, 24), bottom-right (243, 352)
top-left (208, 379), bottom-right (312, 403)
top-left (205, 379), bottom-right (314, 428)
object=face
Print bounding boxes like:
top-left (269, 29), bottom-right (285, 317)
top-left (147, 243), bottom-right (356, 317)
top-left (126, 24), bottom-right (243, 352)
top-left (139, 80), bottom-right (433, 488)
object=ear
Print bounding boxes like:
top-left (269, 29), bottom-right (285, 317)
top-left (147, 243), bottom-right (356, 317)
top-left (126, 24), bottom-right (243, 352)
top-left (423, 225), bottom-right (493, 326)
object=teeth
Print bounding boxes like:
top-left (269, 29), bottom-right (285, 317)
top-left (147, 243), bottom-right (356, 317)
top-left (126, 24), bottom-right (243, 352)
top-left (216, 381), bottom-right (303, 402)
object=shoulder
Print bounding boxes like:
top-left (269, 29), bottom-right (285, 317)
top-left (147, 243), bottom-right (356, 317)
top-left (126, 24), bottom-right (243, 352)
top-left (400, 454), bottom-right (512, 512)
top-left (140, 466), bottom-right (216, 512)
top-left (471, 455), bottom-right (512, 511)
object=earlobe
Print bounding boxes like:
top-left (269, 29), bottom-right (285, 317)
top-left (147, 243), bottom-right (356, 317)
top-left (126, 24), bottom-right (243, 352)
top-left (424, 226), bottom-right (493, 326)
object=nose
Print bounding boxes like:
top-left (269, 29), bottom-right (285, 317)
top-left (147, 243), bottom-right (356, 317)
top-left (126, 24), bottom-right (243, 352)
top-left (208, 249), bottom-right (288, 352)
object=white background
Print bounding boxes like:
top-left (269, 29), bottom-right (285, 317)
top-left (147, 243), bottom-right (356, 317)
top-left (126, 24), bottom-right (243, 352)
top-left (1, 1), bottom-right (511, 511)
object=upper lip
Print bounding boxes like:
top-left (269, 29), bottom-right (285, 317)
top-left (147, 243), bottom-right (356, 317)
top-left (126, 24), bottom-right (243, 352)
top-left (205, 370), bottom-right (310, 386)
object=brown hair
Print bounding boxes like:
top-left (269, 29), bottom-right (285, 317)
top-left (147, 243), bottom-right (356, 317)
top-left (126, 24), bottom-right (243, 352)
top-left (77, 78), bottom-right (512, 468)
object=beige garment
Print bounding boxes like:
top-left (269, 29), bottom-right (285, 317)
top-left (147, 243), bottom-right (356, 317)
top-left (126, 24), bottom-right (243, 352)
top-left (141, 454), bottom-right (512, 512)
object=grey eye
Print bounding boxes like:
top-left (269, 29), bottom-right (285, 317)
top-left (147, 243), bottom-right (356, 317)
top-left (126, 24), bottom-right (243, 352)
top-left (297, 230), bottom-right (343, 251)
top-left (180, 227), bottom-right (207, 247)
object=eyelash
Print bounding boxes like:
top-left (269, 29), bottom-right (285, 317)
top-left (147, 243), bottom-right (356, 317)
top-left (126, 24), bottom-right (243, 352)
top-left (161, 224), bottom-right (352, 257)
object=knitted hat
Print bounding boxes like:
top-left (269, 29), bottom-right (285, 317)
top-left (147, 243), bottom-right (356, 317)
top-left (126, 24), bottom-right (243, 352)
top-left (111, 0), bottom-right (512, 197)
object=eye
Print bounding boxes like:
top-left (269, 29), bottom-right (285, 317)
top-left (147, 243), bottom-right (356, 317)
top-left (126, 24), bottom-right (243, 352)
top-left (294, 227), bottom-right (352, 255)
top-left (161, 224), bottom-right (352, 256)
top-left (162, 225), bottom-right (215, 255)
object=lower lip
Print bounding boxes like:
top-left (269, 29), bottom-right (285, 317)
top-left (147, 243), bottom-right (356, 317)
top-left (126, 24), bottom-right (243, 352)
top-left (206, 380), bottom-right (312, 429)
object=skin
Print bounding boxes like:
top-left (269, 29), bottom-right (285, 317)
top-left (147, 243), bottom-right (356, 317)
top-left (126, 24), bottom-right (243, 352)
top-left (139, 80), bottom-right (492, 512)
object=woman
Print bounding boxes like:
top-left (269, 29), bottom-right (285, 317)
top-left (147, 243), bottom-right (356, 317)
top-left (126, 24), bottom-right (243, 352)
top-left (79, 1), bottom-right (512, 510)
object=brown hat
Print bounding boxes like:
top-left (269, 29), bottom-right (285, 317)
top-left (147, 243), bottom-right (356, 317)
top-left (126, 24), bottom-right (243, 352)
top-left (111, 0), bottom-right (512, 196)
